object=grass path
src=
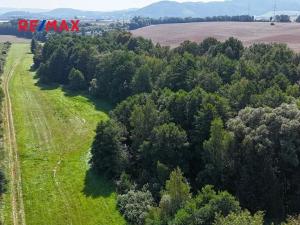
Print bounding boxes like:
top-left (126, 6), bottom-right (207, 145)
top-left (3, 50), bottom-right (26, 225)
top-left (1, 43), bottom-right (126, 225)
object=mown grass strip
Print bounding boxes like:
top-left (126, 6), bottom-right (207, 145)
top-left (2, 43), bottom-right (125, 225)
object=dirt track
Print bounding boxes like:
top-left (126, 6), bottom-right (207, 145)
top-left (132, 22), bottom-right (300, 51)
top-left (3, 58), bottom-right (26, 225)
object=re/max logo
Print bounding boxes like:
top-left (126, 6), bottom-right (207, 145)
top-left (18, 19), bottom-right (80, 32)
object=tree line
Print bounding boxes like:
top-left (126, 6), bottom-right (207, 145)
top-left (273, 15), bottom-right (291, 23)
top-left (0, 42), bottom-right (11, 198)
top-left (0, 20), bottom-right (57, 41)
top-left (32, 32), bottom-right (300, 225)
top-left (128, 15), bottom-right (255, 30)
top-left (0, 20), bottom-right (33, 38)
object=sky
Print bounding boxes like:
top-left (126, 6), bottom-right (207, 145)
top-left (1, 0), bottom-right (224, 11)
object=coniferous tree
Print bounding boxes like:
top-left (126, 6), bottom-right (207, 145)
top-left (198, 118), bottom-right (233, 187)
top-left (30, 38), bottom-right (37, 54)
top-left (68, 68), bottom-right (86, 90)
top-left (90, 120), bottom-right (128, 178)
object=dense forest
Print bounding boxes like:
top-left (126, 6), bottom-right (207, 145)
top-left (32, 32), bottom-right (300, 225)
top-left (128, 15), bottom-right (255, 30)
top-left (0, 42), bottom-right (11, 196)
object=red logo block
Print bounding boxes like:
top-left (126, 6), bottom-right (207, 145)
top-left (18, 19), bottom-right (80, 32)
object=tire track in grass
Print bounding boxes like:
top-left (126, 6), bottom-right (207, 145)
top-left (3, 60), bottom-right (26, 225)
top-left (5, 45), bottom-right (125, 225)
top-left (36, 88), bottom-right (85, 225)
top-left (17, 63), bottom-right (74, 224)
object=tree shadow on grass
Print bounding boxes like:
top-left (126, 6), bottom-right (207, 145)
top-left (30, 71), bottom-right (114, 113)
top-left (88, 96), bottom-right (113, 114)
top-left (82, 168), bottom-right (115, 198)
top-left (62, 86), bottom-right (113, 114)
top-left (34, 80), bottom-right (60, 90)
top-left (28, 66), bottom-right (36, 72)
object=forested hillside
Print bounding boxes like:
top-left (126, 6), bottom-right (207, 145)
top-left (32, 32), bottom-right (300, 225)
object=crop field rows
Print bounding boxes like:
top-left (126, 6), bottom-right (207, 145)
top-left (132, 22), bottom-right (300, 51)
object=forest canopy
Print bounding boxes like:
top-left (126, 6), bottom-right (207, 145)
top-left (33, 31), bottom-right (300, 225)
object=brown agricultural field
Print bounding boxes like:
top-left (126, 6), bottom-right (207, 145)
top-left (132, 22), bottom-right (300, 51)
top-left (0, 35), bottom-right (30, 43)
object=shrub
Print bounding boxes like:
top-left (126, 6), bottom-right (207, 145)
top-left (117, 189), bottom-right (154, 225)
top-left (214, 210), bottom-right (264, 225)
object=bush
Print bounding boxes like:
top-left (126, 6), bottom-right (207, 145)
top-left (171, 185), bottom-right (241, 225)
top-left (282, 215), bottom-right (300, 225)
top-left (117, 189), bottom-right (154, 225)
top-left (214, 210), bottom-right (264, 225)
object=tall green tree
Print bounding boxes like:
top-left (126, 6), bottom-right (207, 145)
top-left (94, 50), bottom-right (137, 102)
top-left (130, 99), bottom-right (169, 150)
top-left (30, 38), bottom-right (37, 53)
top-left (227, 104), bottom-right (300, 218)
top-left (159, 53), bottom-right (196, 91)
top-left (198, 118), bottom-right (233, 187)
top-left (90, 119), bottom-right (128, 178)
top-left (163, 168), bottom-right (191, 215)
top-left (131, 64), bottom-right (152, 94)
top-left (37, 62), bottom-right (50, 83)
top-left (33, 44), bottom-right (43, 69)
top-left (146, 168), bottom-right (191, 225)
top-left (48, 47), bottom-right (69, 83)
top-left (140, 123), bottom-right (189, 175)
top-left (68, 68), bottom-right (86, 90)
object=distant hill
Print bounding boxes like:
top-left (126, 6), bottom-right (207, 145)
top-left (45, 8), bottom-right (87, 17)
top-left (1, 11), bottom-right (42, 18)
top-left (1, 0), bottom-right (300, 19)
top-left (0, 8), bottom-right (47, 15)
top-left (0, 8), bottom-right (136, 20)
top-left (134, 0), bottom-right (300, 18)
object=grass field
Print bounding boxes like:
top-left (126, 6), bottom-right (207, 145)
top-left (1, 43), bottom-right (126, 225)
top-left (132, 22), bottom-right (300, 51)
